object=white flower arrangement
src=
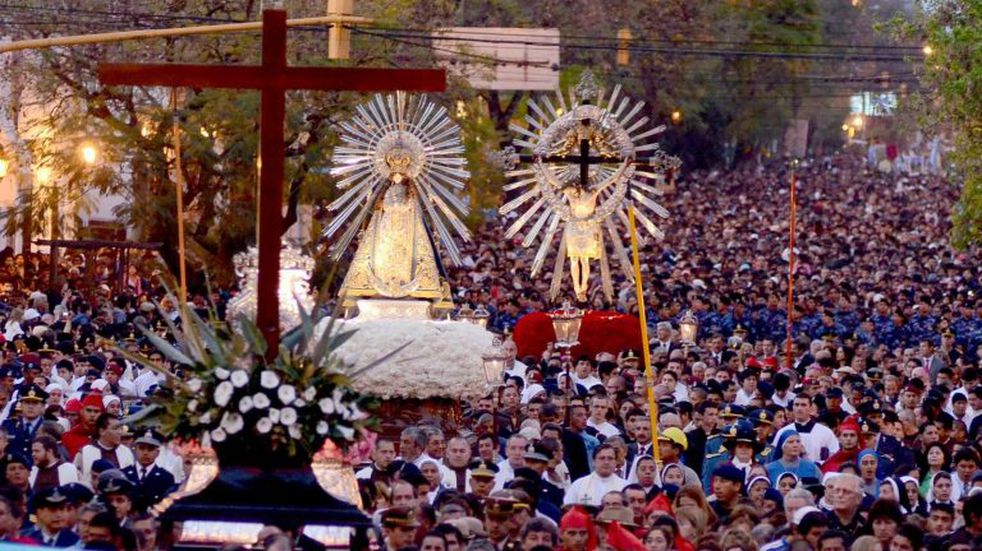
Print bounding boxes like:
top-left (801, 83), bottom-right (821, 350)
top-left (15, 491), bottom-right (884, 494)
top-left (122, 300), bottom-right (390, 458)
top-left (321, 318), bottom-right (495, 400)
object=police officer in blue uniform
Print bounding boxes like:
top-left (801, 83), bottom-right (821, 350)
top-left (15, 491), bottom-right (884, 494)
top-left (1, 384), bottom-right (48, 464)
top-left (122, 429), bottom-right (176, 512)
top-left (20, 486), bottom-right (81, 547)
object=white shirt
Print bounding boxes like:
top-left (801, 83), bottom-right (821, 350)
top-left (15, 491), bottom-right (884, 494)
top-left (563, 472), bottom-right (627, 506)
top-left (672, 384), bottom-right (690, 403)
top-left (772, 391), bottom-right (797, 409)
top-left (772, 421), bottom-right (839, 464)
top-left (571, 374), bottom-right (602, 390)
top-left (587, 419), bottom-right (621, 438)
top-left (734, 389), bottom-right (754, 406)
top-left (493, 459), bottom-right (522, 491)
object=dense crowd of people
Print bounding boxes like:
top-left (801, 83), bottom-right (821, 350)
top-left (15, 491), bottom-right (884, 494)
top-left (0, 152), bottom-right (977, 550)
top-left (354, 154), bottom-right (982, 550)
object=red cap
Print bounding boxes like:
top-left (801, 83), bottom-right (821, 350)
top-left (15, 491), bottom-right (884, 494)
top-left (645, 493), bottom-right (674, 515)
top-left (745, 357), bottom-right (762, 369)
top-left (81, 393), bottom-right (105, 411)
top-left (107, 363), bottom-right (125, 376)
top-left (560, 507), bottom-right (597, 549)
top-left (560, 507), bottom-right (592, 530)
top-left (64, 398), bottom-right (83, 413)
top-left (764, 357), bottom-right (779, 369)
top-left (839, 418), bottom-right (861, 434)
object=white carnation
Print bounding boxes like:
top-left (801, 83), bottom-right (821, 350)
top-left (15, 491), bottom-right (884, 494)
top-left (187, 400), bottom-right (198, 412)
top-left (253, 393), bottom-right (271, 409)
top-left (221, 412), bottom-right (244, 435)
top-left (213, 381), bottom-right (234, 407)
top-left (316, 421), bottom-right (329, 435)
top-left (303, 387), bottom-right (316, 401)
top-left (319, 397), bottom-right (335, 414)
top-left (277, 385), bottom-right (296, 404)
top-left (215, 368), bottom-right (230, 380)
top-left (198, 411), bottom-right (212, 424)
top-left (187, 378), bottom-right (203, 392)
top-left (211, 428), bottom-right (227, 442)
top-left (349, 404), bottom-right (368, 421)
top-left (293, 398), bottom-right (306, 408)
top-left (338, 425), bottom-right (355, 441)
top-left (280, 407), bottom-right (297, 426)
top-left (238, 396), bottom-right (254, 413)
top-left (268, 408), bottom-right (280, 423)
top-left (256, 417), bottom-right (273, 434)
top-left (288, 425), bottom-right (302, 440)
top-left (260, 370), bottom-right (280, 389)
top-left (230, 370), bottom-right (249, 388)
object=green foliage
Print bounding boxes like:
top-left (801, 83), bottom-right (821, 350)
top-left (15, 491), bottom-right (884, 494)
top-left (894, 3), bottom-right (982, 247)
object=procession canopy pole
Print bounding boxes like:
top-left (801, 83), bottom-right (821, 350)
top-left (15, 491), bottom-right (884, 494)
top-left (0, 15), bottom-right (374, 54)
top-left (786, 166), bottom-right (798, 369)
top-left (628, 203), bottom-right (661, 466)
top-left (170, 89), bottom-right (188, 301)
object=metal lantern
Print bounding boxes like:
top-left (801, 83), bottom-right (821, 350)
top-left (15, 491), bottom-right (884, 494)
top-left (551, 302), bottom-right (584, 349)
top-left (481, 337), bottom-right (510, 386)
top-left (458, 305), bottom-right (490, 329)
top-left (472, 305), bottom-right (491, 329)
top-left (678, 310), bottom-right (699, 345)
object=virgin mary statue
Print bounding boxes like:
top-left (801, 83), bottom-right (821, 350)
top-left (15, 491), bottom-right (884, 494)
top-left (336, 148), bottom-right (452, 310)
top-left (325, 93), bottom-right (470, 315)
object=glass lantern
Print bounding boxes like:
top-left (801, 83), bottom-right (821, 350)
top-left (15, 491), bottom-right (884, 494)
top-left (481, 337), bottom-right (510, 387)
top-left (551, 301), bottom-right (584, 349)
top-left (678, 310), bottom-right (699, 345)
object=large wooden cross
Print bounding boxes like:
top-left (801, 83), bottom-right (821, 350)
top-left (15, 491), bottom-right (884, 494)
top-left (100, 9), bottom-right (445, 352)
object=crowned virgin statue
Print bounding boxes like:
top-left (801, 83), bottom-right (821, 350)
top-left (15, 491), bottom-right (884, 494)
top-left (324, 93), bottom-right (471, 314)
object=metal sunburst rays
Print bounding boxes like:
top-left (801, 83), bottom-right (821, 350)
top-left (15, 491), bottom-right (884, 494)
top-left (499, 72), bottom-right (680, 299)
top-left (324, 92), bottom-right (471, 265)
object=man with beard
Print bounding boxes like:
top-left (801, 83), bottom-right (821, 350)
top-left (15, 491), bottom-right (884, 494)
top-left (29, 435), bottom-right (79, 492)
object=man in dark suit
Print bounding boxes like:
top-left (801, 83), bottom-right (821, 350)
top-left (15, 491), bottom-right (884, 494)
top-left (1, 384), bottom-right (48, 463)
top-left (122, 429), bottom-right (175, 512)
top-left (623, 408), bottom-right (654, 480)
top-left (20, 486), bottom-right (80, 547)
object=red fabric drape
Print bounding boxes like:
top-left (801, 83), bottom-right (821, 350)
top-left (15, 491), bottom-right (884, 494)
top-left (513, 310), bottom-right (643, 360)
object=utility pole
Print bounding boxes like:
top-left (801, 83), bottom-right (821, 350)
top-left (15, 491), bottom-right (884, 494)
top-left (327, 0), bottom-right (354, 60)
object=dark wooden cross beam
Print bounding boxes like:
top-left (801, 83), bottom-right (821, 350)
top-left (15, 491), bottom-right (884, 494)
top-left (519, 118), bottom-right (664, 188)
top-left (99, 9), bottom-right (446, 353)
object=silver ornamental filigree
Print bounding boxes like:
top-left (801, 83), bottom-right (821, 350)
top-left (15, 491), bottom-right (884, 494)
top-left (227, 242), bottom-right (316, 331)
top-left (574, 70), bottom-right (600, 104)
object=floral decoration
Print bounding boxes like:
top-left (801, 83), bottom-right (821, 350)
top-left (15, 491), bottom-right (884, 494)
top-left (124, 301), bottom-right (401, 459)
